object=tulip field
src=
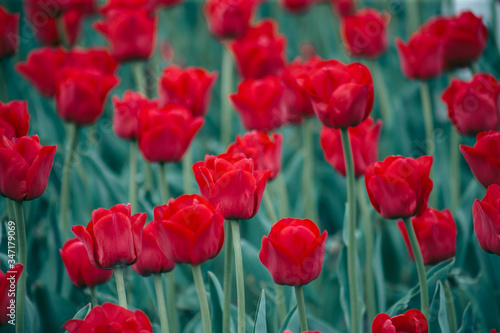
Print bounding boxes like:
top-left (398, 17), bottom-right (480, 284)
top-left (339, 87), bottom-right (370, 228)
top-left (1, 0), bottom-right (500, 332)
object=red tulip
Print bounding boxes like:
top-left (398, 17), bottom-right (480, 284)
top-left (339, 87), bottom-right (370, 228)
top-left (157, 65), bottom-right (218, 117)
top-left (229, 76), bottom-right (287, 131)
top-left (229, 19), bottom-right (287, 79)
top-left (340, 8), bottom-right (390, 58)
top-left (131, 221), bottom-right (176, 276)
top-left (55, 68), bottom-right (119, 126)
top-left (60, 238), bottom-right (114, 288)
top-left (300, 59), bottom-right (374, 129)
top-left (137, 105), bottom-right (204, 163)
top-left (442, 73), bottom-right (500, 136)
top-left (113, 91), bottom-right (158, 140)
top-left (460, 131), bottom-right (500, 188)
top-left (279, 0), bottom-right (314, 13)
top-left (72, 204), bottom-right (147, 269)
top-left (0, 264), bottom-right (23, 327)
top-left (0, 131), bottom-right (57, 201)
top-left (0, 6), bottom-right (19, 59)
top-left (192, 153), bottom-right (271, 220)
top-left (204, 0), bottom-right (260, 39)
top-left (320, 117), bottom-right (381, 177)
top-left (100, 0), bottom-right (148, 12)
top-left (473, 184), bottom-right (500, 256)
top-left (63, 302), bottom-right (153, 333)
top-left (329, 0), bottom-right (355, 17)
top-left (259, 218), bottom-right (327, 286)
top-left (397, 208), bottom-right (457, 265)
top-left (0, 101), bottom-right (30, 139)
top-left (154, 194), bottom-right (225, 265)
top-left (64, 47), bottom-right (119, 75)
top-left (365, 155), bottom-right (433, 219)
top-left (227, 131), bottom-right (283, 180)
top-left (372, 309), bottom-right (428, 333)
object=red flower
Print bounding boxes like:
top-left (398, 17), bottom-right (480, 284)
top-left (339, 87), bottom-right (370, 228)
top-left (229, 19), bottom-right (287, 79)
top-left (63, 303), bottom-right (153, 333)
top-left (55, 68), bottom-right (119, 126)
top-left (365, 155), bottom-right (433, 219)
top-left (0, 6), bottom-right (19, 58)
top-left (329, 0), bottom-right (355, 17)
top-left (0, 131), bottom-right (57, 201)
top-left (157, 65), bottom-right (218, 117)
top-left (460, 131), bottom-right (500, 188)
top-left (204, 0), bottom-right (260, 39)
top-left (473, 184), bottom-right (500, 256)
top-left (137, 105), bottom-right (204, 163)
top-left (340, 8), bottom-right (390, 58)
top-left (301, 59), bottom-right (374, 129)
top-left (64, 47), bottom-right (119, 75)
top-left (192, 153), bottom-right (271, 220)
top-left (0, 101), bottom-right (30, 139)
top-left (94, 7), bottom-right (157, 62)
top-left (0, 264), bottom-right (23, 326)
top-left (259, 218), bottom-right (327, 286)
top-left (279, 0), bottom-right (314, 13)
top-left (229, 76), bottom-right (287, 131)
top-left (72, 204), bottom-right (147, 269)
top-left (442, 73), bottom-right (500, 136)
top-left (397, 208), bottom-right (457, 265)
top-left (154, 194), bottom-right (225, 265)
top-left (100, 0), bottom-right (148, 12)
top-left (227, 131), bottom-right (283, 180)
top-left (113, 91), bottom-right (158, 140)
top-left (372, 309), bottom-right (428, 333)
top-left (60, 238), bottom-right (114, 288)
top-left (320, 117), bottom-right (382, 177)
top-left (131, 221), bottom-right (176, 276)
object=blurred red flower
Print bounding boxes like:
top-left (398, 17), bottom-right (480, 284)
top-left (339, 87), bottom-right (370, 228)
top-left (113, 91), bottom-right (158, 140)
top-left (0, 264), bottom-right (23, 327)
top-left (204, 0), bottom-right (260, 39)
top-left (460, 131), bottom-right (500, 188)
top-left (473, 184), bottom-right (500, 256)
top-left (0, 6), bottom-right (19, 58)
top-left (0, 101), bottom-right (30, 139)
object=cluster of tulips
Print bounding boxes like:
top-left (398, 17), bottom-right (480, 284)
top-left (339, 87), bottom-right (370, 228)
top-left (0, 0), bottom-right (499, 332)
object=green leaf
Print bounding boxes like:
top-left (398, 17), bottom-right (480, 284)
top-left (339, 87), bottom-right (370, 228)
top-left (252, 290), bottom-right (267, 333)
top-left (208, 271), bottom-right (225, 333)
top-left (72, 303), bottom-right (91, 320)
top-left (457, 303), bottom-right (474, 333)
top-left (429, 281), bottom-right (449, 333)
top-left (373, 230), bottom-right (386, 312)
top-left (278, 306), bottom-right (299, 333)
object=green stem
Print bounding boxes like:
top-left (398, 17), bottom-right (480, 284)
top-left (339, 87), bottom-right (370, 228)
top-left (231, 220), bottom-right (245, 333)
top-left (357, 179), bottom-right (376, 323)
top-left (56, 15), bottom-right (68, 48)
top-left (14, 201), bottom-right (26, 333)
top-left (182, 147), bottom-right (193, 194)
top-left (444, 280), bottom-right (457, 333)
top-left (6, 198), bottom-right (15, 222)
top-left (450, 127), bottom-right (461, 212)
top-left (222, 221), bottom-right (233, 333)
top-left (294, 285), bottom-right (309, 332)
top-left (275, 285), bottom-right (287, 325)
top-left (468, 63), bottom-right (477, 75)
top-left (129, 141), bottom-right (138, 214)
top-left (165, 272), bottom-right (179, 333)
top-left (263, 189), bottom-right (278, 224)
top-left (340, 128), bottom-right (359, 333)
top-left (407, 0), bottom-right (421, 34)
top-left (302, 119), bottom-right (318, 222)
top-left (192, 265), bottom-right (212, 333)
top-left (403, 217), bottom-right (429, 320)
top-left (91, 286), bottom-right (98, 307)
top-left (60, 123), bottom-right (80, 239)
top-left (0, 60), bottom-right (8, 102)
top-left (275, 173), bottom-right (290, 218)
top-left (114, 267), bottom-right (128, 309)
top-left (419, 81), bottom-right (436, 206)
top-left (154, 274), bottom-right (171, 333)
top-left (132, 62), bottom-right (147, 94)
top-left (367, 59), bottom-right (392, 126)
top-left (143, 160), bottom-right (154, 193)
top-left (158, 163), bottom-right (171, 203)
top-left (220, 45), bottom-right (234, 149)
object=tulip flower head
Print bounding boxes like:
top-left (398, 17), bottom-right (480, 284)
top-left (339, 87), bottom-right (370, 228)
top-left (473, 184), bottom-right (500, 256)
top-left (0, 6), bottom-right (19, 59)
top-left (460, 131), bottom-right (500, 188)
top-left (372, 309), bottom-right (428, 333)
top-left (0, 101), bottom-right (30, 139)
top-left (0, 264), bottom-right (23, 326)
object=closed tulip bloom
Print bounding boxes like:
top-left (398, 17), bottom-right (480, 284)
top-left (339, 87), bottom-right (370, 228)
top-left (442, 73), bottom-right (500, 136)
top-left (460, 131), bottom-right (500, 188)
top-left (397, 208), bottom-right (457, 265)
top-left (0, 6), bottom-right (19, 58)
top-left (60, 238), bottom-right (114, 288)
top-left (0, 101), bottom-right (30, 139)
top-left (229, 19), bottom-right (287, 79)
top-left (193, 153), bottom-right (271, 220)
top-left (259, 218), bottom-right (327, 286)
top-left (131, 221), bottom-right (176, 276)
top-left (64, 47), bottom-right (118, 75)
top-left (0, 130), bottom-right (57, 201)
top-left (137, 105), bottom-right (204, 163)
top-left (227, 131), bottom-right (283, 180)
top-left (63, 303), bottom-right (153, 333)
top-left (55, 68), bottom-right (119, 126)
top-left (204, 0), bottom-right (259, 39)
top-left (72, 204), bottom-right (147, 269)
top-left (340, 8), bottom-right (390, 58)
top-left (320, 117), bottom-right (382, 177)
top-left (0, 264), bottom-right (23, 326)
top-left (473, 184), bottom-right (500, 256)
top-left (365, 155), bottom-right (433, 219)
top-left (301, 59), bottom-right (374, 129)
top-left (154, 194), bottom-right (225, 265)
top-left (279, 0), bottom-right (314, 13)
top-left (372, 309), bottom-right (428, 333)
top-left (113, 91), bottom-right (158, 140)
top-left (229, 76), bottom-right (287, 131)
top-left (329, 0), bottom-right (355, 17)
top-left (157, 65), bottom-right (218, 117)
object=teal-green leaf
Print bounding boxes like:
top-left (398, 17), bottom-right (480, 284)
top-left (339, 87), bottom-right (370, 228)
top-left (429, 281), bottom-right (449, 333)
top-left (253, 290), bottom-right (267, 333)
top-left (457, 303), bottom-right (474, 333)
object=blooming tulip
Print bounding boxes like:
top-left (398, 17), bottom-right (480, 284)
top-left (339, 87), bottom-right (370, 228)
top-left (259, 218), bottom-right (327, 286)
top-left (372, 309), bottom-right (428, 333)
top-left (0, 101), bottom-right (30, 139)
top-left (112, 91), bottom-right (158, 140)
top-left (0, 6), bottom-right (19, 59)
top-left (204, 0), bottom-right (260, 39)
top-left (0, 264), bottom-right (23, 326)
top-left (473, 184), bottom-right (500, 256)
top-left (365, 155), bottom-right (433, 219)
top-left (460, 131), bottom-right (500, 188)
top-left (72, 204), bottom-right (147, 269)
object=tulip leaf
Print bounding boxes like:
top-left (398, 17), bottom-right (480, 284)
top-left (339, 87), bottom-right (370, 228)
top-left (278, 305), bottom-right (299, 332)
top-left (71, 303), bottom-right (91, 320)
top-left (208, 271), bottom-right (226, 333)
top-left (373, 230), bottom-right (386, 312)
top-left (429, 281), bottom-right (449, 333)
top-left (457, 303), bottom-right (474, 333)
top-left (252, 290), bottom-right (267, 333)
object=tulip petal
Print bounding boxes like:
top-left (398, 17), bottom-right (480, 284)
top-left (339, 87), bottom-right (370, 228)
top-left (211, 170), bottom-right (257, 219)
top-left (0, 148), bottom-right (28, 201)
top-left (25, 145), bottom-right (56, 201)
top-left (367, 174), bottom-right (417, 219)
top-left (72, 225), bottom-right (99, 268)
top-left (190, 213), bottom-right (225, 265)
top-left (260, 236), bottom-right (302, 286)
